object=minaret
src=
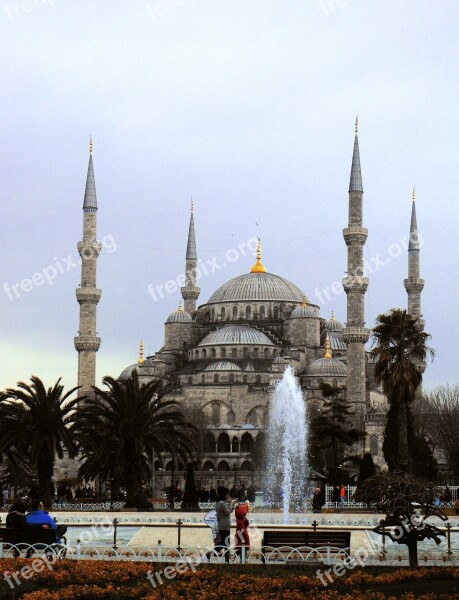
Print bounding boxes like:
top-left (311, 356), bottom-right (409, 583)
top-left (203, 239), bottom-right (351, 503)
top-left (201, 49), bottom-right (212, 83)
top-left (404, 188), bottom-right (424, 327)
top-left (74, 137), bottom-right (102, 398)
top-left (180, 198), bottom-right (200, 315)
top-left (342, 117), bottom-right (370, 417)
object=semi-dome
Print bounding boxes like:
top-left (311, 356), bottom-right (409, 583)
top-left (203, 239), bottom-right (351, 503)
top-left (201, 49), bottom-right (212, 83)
top-left (307, 357), bottom-right (347, 377)
top-left (207, 272), bottom-right (306, 304)
top-left (166, 303), bottom-right (192, 323)
top-left (290, 302), bottom-right (319, 319)
top-left (119, 364), bottom-right (139, 379)
top-left (198, 325), bottom-right (274, 346)
top-left (325, 311), bottom-right (344, 332)
top-left (204, 361), bottom-right (242, 371)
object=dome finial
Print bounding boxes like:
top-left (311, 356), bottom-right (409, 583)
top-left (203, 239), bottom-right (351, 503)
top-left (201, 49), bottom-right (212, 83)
top-left (89, 136), bottom-right (93, 156)
top-left (138, 339), bottom-right (144, 365)
top-left (301, 296), bottom-right (307, 308)
top-left (177, 301), bottom-right (183, 312)
top-left (324, 334), bottom-right (332, 359)
top-left (331, 311), bottom-right (335, 321)
top-left (250, 238), bottom-right (267, 273)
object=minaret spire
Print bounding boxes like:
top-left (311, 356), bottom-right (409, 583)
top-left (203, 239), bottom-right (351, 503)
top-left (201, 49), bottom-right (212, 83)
top-left (404, 187), bottom-right (424, 325)
top-left (342, 118), bottom-right (370, 423)
top-left (74, 139), bottom-right (102, 398)
top-left (181, 198), bottom-right (200, 314)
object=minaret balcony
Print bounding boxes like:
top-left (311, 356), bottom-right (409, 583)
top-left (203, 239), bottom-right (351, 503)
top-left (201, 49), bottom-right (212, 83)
top-left (76, 288), bottom-right (102, 304)
top-left (343, 226), bottom-right (368, 246)
top-left (403, 278), bottom-right (425, 293)
top-left (342, 327), bottom-right (370, 344)
top-left (74, 335), bottom-right (101, 352)
top-left (77, 240), bottom-right (102, 259)
top-left (180, 287), bottom-right (200, 299)
top-left (342, 276), bottom-right (369, 293)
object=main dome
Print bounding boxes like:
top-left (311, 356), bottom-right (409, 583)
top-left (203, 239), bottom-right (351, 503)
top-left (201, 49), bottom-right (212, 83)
top-left (198, 325), bottom-right (274, 346)
top-left (207, 272), bottom-right (307, 304)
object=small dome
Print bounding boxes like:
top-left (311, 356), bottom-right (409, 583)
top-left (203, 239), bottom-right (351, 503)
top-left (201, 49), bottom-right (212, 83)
top-left (290, 304), bottom-right (319, 319)
top-left (306, 357), bottom-right (347, 377)
top-left (273, 356), bottom-right (287, 363)
top-left (320, 330), bottom-right (347, 351)
top-left (245, 362), bottom-right (255, 372)
top-left (166, 303), bottom-right (192, 323)
top-left (204, 361), bottom-right (242, 371)
top-left (119, 364), bottom-right (139, 379)
top-left (198, 325), bottom-right (274, 346)
top-left (325, 311), bottom-right (344, 332)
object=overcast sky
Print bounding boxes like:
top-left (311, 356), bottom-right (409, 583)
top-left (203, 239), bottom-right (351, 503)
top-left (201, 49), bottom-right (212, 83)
top-left (1, 0), bottom-right (458, 392)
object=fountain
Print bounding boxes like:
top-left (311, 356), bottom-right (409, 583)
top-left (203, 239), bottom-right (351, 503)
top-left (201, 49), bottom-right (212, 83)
top-left (265, 366), bottom-right (308, 523)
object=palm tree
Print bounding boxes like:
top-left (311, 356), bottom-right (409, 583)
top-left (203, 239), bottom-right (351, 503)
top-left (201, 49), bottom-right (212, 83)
top-left (73, 372), bottom-right (195, 506)
top-left (0, 376), bottom-right (79, 507)
top-left (371, 309), bottom-right (434, 473)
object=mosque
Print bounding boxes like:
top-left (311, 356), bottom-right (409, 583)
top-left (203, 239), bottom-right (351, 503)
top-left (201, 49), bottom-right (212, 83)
top-left (73, 122), bottom-right (424, 491)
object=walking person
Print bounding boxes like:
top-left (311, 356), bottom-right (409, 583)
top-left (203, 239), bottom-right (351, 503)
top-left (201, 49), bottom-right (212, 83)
top-left (339, 483), bottom-right (346, 507)
top-left (216, 488), bottom-right (234, 563)
top-left (234, 500), bottom-right (251, 562)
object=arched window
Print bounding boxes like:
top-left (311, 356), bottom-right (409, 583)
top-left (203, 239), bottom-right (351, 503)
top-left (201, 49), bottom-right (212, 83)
top-left (211, 308), bottom-right (215, 321)
top-left (212, 403), bottom-right (220, 425)
top-left (232, 347), bottom-right (237, 358)
top-left (260, 305), bottom-right (265, 319)
top-left (264, 348), bottom-right (269, 359)
top-left (273, 349), bottom-right (278, 358)
top-left (227, 410), bottom-right (236, 425)
top-left (241, 460), bottom-right (253, 471)
top-left (201, 374), bottom-right (205, 384)
top-left (233, 306), bottom-right (238, 319)
top-left (202, 349), bottom-right (207, 358)
top-left (217, 433), bottom-right (231, 453)
top-left (203, 433), bottom-right (215, 453)
top-left (229, 373), bottom-right (235, 384)
top-left (254, 348), bottom-right (259, 358)
top-left (240, 432), bottom-right (254, 453)
top-left (221, 348), bottom-right (226, 358)
top-left (243, 374), bottom-right (247, 384)
top-left (246, 306), bottom-right (251, 319)
top-left (211, 348), bottom-right (216, 358)
top-left (370, 436), bottom-right (378, 456)
top-left (232, 437), bottom-right (240, 453)
top-left (243, 347), bottom-right (248, 358)
top-left (205, 312), bottom-right (210, 323)
top-left (221, 307), bottom-right (226, 320)
top-left (214, 374), bottom-right (219, 383)
top-left (218, 460), bottom-right (230, 471)
top-left (195, 350), bottom-right (199, 359)
top-left (273, 306), bottom-right (279, 319)
top-left (202, 461), bottom-right (215, 471)
top-left (255, 375), bottom-right (261, 384)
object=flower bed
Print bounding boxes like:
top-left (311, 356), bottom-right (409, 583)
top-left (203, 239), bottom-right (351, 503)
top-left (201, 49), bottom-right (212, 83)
top-left (0, 560), bottom-right (457, 599)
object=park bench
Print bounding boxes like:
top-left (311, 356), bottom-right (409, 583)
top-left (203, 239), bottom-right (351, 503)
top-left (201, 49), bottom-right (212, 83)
top-left (261, 529), bottom-right (351, 564)
top-left (0, 526), bottom-right (67, 558)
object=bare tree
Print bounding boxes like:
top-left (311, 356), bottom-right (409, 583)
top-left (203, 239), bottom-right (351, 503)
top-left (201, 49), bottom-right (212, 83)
top-left (424, 386), bottom-right (459, 478)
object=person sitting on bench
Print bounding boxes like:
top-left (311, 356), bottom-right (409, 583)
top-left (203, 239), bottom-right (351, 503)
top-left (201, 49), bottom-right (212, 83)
top-left (6, 502), bottom-right (27, 528)
top-left (26, 500), bottom-right (67, 543)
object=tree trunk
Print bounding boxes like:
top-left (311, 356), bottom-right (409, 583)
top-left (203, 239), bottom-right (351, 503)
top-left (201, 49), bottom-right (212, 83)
top-left (124, 441), bottom-right (142, 507)
top-left (407, 534), bottom-right (418, 568)
top-left (398, 401), bottom-right (410, 473)
top-left (37, 448), bottom-right (54, 509)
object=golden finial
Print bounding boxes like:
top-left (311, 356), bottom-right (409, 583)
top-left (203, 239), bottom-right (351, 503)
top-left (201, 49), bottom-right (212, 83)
top-left (89, 136), bottom-right (93, 156)
top-left (355, 115), bottom-right (359, 134)
top-left (191, 197), bottom-right (194, 213)
top-left (138, 339), bottom-right (144, 365)
top-left (412, 186), bottom-right (416, 202)
top-left (250, 238), bottom-right (267, 273)
top-left (301, 296), bottom-right (307, 308)
top-left (324, 334), bottom-right (332, 359)
top-left (177, 301), bottom-right (183, 312)
top-left (331, 311), bottom-right (335, 321)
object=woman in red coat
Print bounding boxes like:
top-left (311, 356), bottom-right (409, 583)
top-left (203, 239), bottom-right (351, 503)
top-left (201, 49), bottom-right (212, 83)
top-left (234, 501), bottom-right (251, 562)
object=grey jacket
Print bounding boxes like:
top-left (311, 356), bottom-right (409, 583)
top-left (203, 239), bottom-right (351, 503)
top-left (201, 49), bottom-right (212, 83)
top-left (216, 500), bottom-right (232, 530)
